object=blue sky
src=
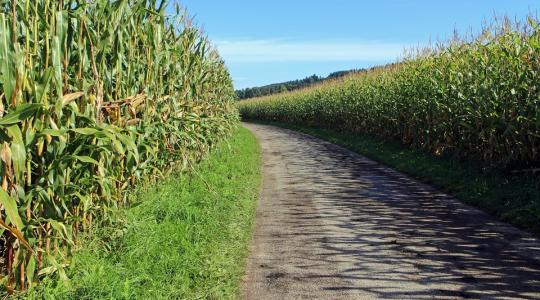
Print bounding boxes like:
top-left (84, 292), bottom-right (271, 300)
top-left (177, 1), bottom-right (539, 89)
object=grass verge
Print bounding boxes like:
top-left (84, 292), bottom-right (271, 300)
top-left (24, 127), bottom-right (261, 299)
top-left (249, 120), bottom-right (540, 236)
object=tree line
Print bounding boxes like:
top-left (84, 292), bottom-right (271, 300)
top-left (236, 69), bottom-right (362, 100)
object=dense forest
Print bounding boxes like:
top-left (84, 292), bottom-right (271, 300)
top-left (236, 70), bottom-right (361, 99)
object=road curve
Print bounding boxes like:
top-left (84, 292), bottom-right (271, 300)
top-left (240, 123), bottom-right (540, 300)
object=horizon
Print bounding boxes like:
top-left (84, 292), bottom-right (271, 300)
top-left (178, 1), bottom-right (540, 90)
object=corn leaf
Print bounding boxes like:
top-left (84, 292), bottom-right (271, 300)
top-left (0, 189), bottom-right (23, 230)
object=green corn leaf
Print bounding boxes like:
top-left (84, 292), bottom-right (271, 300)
top-left (0, 13), bottom-right (15, 103)
top-left (26, 255), bottom-right (36, 287)
top-left (56, 11), bottom-right (68, 47)
top-left (72, 155), bottom-right (99, 165)
top-left (40, 129), bottom-right (67, 137)
top-left (34, 68), bottom-right (54, 104)
top-left (0, 103), bottom-right (43, 126)
top-left (6, 125), bottom-right (26, 184)
top-left (39, 255), bottom-right (69, 283)
top-left (48, 219), bottom-right (73, 245)
top-left (52, 36), bottom-right (63, 113)
top-left (0, 188), bottom-right (23, 230)
top-left (71, 128), bottom-right (101, 136)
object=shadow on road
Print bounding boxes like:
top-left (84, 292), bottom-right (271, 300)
top-left (242, 123), bottom-right (540, 299)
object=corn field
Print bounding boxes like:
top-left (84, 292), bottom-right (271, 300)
top-left (0, 0), bottom-right (237, 292)
top-left (239, 18), bottom-right (540, 170)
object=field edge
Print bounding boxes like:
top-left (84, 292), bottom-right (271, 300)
top-left (22, 126), bottom-right (262, 299)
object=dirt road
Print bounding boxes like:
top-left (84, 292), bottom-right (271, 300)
top-left (241, 123), bottom-right (540, 300)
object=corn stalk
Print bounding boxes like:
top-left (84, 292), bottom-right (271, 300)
top-left (0, 0), bottom-right (238, 292)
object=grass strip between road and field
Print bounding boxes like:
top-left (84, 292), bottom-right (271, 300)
top-left (250, 121), bottom-right (540, 236)
top-left (24, 127), bottom-right (261, 299)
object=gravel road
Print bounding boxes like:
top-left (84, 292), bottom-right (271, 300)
top-left (240, 123), bottom-right (540, 300)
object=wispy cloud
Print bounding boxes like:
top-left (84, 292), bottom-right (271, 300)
top-left (215, 38), bottom-right (409, 63)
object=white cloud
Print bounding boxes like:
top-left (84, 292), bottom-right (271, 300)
top-left (214, 38), bottom-right (408, 63)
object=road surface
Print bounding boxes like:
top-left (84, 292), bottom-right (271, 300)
top-left (241, 123), bottom-right (540, 300)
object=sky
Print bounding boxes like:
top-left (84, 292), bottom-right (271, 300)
top-left (176, 1), bottom-right (540, 90)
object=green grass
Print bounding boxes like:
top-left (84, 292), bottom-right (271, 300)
top-left (251, 120), bottom-right (540, 236)
top-left (23, 127), bottom-right (261, 299)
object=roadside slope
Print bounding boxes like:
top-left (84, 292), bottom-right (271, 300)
top-left (241, 123), bottom-right (540, 300)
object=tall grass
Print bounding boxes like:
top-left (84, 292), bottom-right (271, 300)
top-left (0, 0), bottom-right (237, 292)
top-left (239, 17), bottom-right (540, 171)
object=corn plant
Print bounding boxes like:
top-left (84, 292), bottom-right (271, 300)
top-left (0, 0), bottom-right (237, 293)
top-left (239, 17), bottom-right (540, 171)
